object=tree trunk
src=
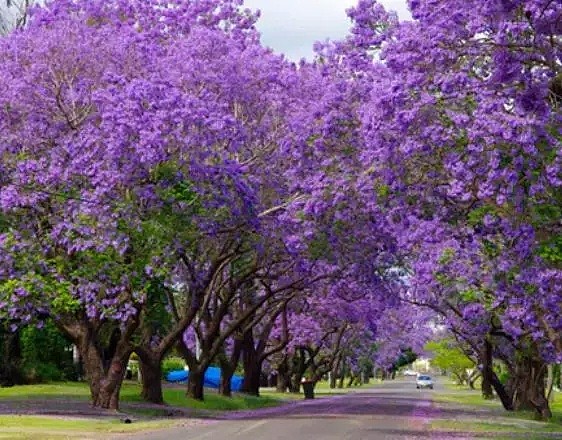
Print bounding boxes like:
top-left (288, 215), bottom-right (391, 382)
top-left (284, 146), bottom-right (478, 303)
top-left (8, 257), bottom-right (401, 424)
top-left (510, 356), bottom-right (552, 420)
top-left (488, 371), bottom-right (514, 411)
top-left (80, 339), bottom-right (129, 410)
top-left (329, 355), bottom-right (341, 389)
top-left (291, 372), bottom-right (303, 393)
top-left (138, 355), bottom-right (164, 404)
top-left (468, 371), bottom-right (480, 390)
top-left (176, 336), bottom-right (211, 402)
top-left (276, 359), bottom-right (290, 393)
top-left (241, 360), bottom-right (261, 396)
top-left (276, 372), bottom-right (290, 392)
top-left (240, 331), bottom-right (261, 396)
top-left (481, 373), bottom-right (494, 399)
top-left (329, 370), bottom-right (337, 389)
top-left (338, 373), bottom-right (345, 388)
top-left (289, 350), bottom-right (306, 393)
top-left (481, 339), bottom-right (495, 400)
top-left (219, 369), bottom-right (234, 397)
top-left (187, 368), bottom-right (205, 401)
top-left (217, 333), bottom-right (245, 398)
top-left (246, 366), bottom-right (262, 396)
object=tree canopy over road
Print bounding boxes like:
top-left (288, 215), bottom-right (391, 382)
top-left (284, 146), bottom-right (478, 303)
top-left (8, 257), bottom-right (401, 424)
top-left (0, 0), bottom-right (560, 422)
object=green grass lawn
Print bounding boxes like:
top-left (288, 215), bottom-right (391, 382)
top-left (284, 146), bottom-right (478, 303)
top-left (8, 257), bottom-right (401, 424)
top-left (0, 382), bottom-right (91, 400)
top-left (0, 379), bottom-right (374, 406)
top-left (0, 414), bottom-right (186, 439)
top-left (431, 419), bottom-right (562, 434)
top-left (433, 385), bottom-right (501, 408)
top-left (125, 385), bottom-right (286, 411)
top-left (434, 382), bottom-right (562, 423)
top-left (431, 382), bottom-right (562, 437)
top-left (0, 381), bottom-right (291, 411)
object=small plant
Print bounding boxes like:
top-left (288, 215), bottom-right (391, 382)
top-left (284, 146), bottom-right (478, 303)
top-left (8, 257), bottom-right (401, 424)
top-left (161, 357), bottom-right (185, 379)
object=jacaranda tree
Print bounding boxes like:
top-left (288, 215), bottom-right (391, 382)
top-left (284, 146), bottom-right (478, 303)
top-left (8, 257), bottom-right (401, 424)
top-left (0, 0), bottom-right (287, 408)
top-left (339, 0), bottom-right (561, 419)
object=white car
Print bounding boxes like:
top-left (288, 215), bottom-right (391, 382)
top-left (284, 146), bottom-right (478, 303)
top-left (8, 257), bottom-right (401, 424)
top-left (403, 370), bottom-right (417, 376)
top-left (416, 375), bottom-right (434, 389)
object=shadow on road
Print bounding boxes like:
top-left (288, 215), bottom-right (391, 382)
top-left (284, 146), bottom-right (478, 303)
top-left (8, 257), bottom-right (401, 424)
top-left (209, 392), bottom-right (488, 421)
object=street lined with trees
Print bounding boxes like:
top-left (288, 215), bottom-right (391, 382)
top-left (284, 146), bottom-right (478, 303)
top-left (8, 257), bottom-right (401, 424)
top-left (0, 0), bottom-right (560, 425)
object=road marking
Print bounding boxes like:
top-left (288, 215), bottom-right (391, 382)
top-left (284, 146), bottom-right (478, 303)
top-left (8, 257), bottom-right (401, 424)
top-left (187, 428), bottom-right (222, 440)
top-left (236, 420), bottom-right (268, 435)
top-left (188, 420), bottom-right (268, 439)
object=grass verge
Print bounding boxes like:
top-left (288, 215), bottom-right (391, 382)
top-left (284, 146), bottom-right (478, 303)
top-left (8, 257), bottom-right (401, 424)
top-left (430, 383), bottom-right (562, 438)
top-left (434, 383), bottom-right (562, 424)
top-left (0, 415), bottom-right (186, 439)
top-left (0, 379), bottom-right (376, 408)
top-left (431, 419), bottom-right (562, 434)
top-left (125, 386), bottom-right (285, 411)
top-left (0, 382), bottom-right (286, 411)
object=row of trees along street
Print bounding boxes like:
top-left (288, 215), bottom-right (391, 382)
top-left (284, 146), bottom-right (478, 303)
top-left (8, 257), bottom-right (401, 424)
top-left (0, 0), bottom-right (560, 421)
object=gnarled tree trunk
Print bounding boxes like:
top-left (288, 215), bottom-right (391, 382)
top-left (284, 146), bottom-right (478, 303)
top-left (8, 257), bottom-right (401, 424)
top-left (138, 355), bottom-right (164, 404)
top-left (481, 373), bottom-right (494, 399)
top-left (240, 330), bottom-right (262, 396)
top-left (468, 370), bottom-right (480, 390)
top-left (291, 372), bottom-right (304, 393)
top-left (510, 355), bottom-right (551, 420)
top-left (176, 334), bottom-right (211, 401)
top-left (187, 368), bottom-right (205, 401)
top-left (217, 341), bottom-right (243, 398)
top-left (242, 360), bottom-right (262, 396)
top-left (80, 337), bottom-right (130, 410)
top-left (219, 367), bottom-right (234, 397)
top-left (329, 353), bottom-right (342, 389)
top-left (276, 358), bottom-right (290, 393)
top-left (338, 360), bottom-right (347, 388)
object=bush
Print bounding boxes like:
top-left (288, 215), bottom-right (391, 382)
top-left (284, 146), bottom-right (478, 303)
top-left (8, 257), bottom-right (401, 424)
top-left (19, 321), bottom-right (74, 383)
top-left (162, 357), bottom-right (185, 379)
top-left (128, 360), bottom-right (139, 377)
top-left (23, 363), bottom-right (64, 383)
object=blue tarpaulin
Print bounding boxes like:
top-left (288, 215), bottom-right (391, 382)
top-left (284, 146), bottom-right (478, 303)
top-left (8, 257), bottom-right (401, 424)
top-left (166, 366), bottom-right (243, 391)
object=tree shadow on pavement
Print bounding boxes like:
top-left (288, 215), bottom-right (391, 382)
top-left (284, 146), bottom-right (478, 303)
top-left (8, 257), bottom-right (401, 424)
top-left (213, 393), bottom-right (502, 421)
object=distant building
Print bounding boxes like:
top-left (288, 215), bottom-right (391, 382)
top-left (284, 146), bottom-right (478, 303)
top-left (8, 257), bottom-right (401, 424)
top-left (412, 357), bottom-right (431, 373)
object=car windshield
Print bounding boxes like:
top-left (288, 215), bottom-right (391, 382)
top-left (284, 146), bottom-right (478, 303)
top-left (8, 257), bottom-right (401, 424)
top-left (418, 376), bottom-right (431, 380)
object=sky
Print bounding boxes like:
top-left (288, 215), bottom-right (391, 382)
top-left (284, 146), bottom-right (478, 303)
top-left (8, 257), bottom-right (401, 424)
top-left (243, 0), bottom-right (410, 60)
top-left (1, 1), bottom-right (410, 56)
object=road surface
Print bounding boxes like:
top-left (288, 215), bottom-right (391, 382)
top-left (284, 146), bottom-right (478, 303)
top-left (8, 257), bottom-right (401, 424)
top-left (127, 378), bottom-right (447, 440)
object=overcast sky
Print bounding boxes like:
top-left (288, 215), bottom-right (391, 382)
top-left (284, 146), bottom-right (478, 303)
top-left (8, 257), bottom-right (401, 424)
top-left (243, 0), bottom-right (410, 60)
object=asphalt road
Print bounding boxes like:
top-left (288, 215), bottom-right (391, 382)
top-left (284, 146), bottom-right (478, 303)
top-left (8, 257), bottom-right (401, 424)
top-left (129, 378), bottom-right (444, 440)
